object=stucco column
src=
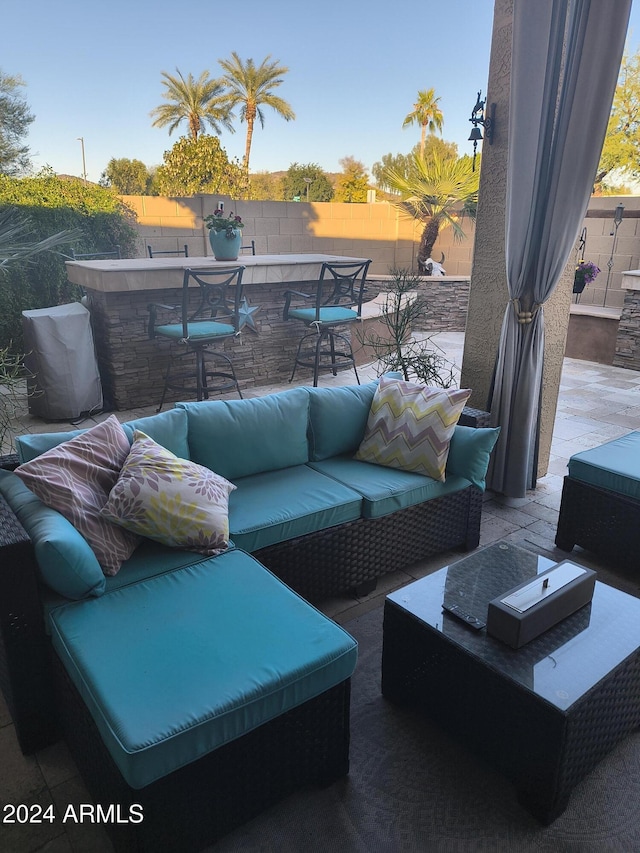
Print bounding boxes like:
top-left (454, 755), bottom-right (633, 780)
top-left (461, 0), bottom-right (574, 483)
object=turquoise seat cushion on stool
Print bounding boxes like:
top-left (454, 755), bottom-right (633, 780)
top-left (308, 456), bottom-right (472, 519)
top-left (229, 465), bottom-right (363, 552)
top-left (49, 549), bottom-right (358, 790)
top-left (568, 431), bottom-right (640, 501)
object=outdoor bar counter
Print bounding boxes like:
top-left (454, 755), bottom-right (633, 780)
top-left (65, 253), bottom-right (370, 410)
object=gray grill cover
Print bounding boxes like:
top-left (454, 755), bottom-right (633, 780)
top-left (22, 302), bottom-right (103, 420)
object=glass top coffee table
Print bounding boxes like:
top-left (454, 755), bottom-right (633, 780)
top-left (381, 541), bottom-right (640, 823)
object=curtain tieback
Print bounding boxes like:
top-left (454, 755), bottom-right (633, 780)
top-left (510, 299), bottom-right (540, 324)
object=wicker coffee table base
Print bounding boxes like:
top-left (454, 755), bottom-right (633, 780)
top-left (382, 601), bottom-right (640, 824)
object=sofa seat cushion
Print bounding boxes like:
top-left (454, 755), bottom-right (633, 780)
top-left (567, 431), bottom-right (640, 501)
top-left (228, 465), bottom-right (363, 552)
top-left (309, 456), bottom-right (472, 519)
top-left (49, 549), bottom-right (358, 790)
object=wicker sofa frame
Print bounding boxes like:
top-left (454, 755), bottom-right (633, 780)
top-left (555, 475), bottom-right (640, 571)
top-left (0, 405), bottom-right (490, 758)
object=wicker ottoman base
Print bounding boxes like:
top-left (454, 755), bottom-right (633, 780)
top-left (53, 652), bottom-right (351, 852)
top-left (555, 475), bottom-right (640, 571)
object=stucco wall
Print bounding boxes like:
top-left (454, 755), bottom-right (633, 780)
top-left (122, 194), bottom-right (476, 278)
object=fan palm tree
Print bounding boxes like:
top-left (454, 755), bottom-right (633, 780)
top-left (217, 53), bottom-right (295, 173)
top-left (403, 88), bottom-right (444, 156)
top-left (0, 207), bottom-right (80, 272)
top-left (150, 69), bottom-right (234, 140)
top-left (383, 152), bottom-right (479, 271)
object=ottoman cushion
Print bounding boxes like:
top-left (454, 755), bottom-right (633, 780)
top-left (49, 549), bottom-right (357, 789)
top-left (567, 431), bottom-right (640, 501)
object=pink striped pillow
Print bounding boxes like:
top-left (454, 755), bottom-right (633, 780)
top-left (14, 415), bottom-right (140, 576)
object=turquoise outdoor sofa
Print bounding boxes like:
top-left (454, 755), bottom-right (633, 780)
top-left (0, 378), bottom-right (496, 850)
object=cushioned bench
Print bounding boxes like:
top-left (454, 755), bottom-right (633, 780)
top-left (555, 431), bottom-right (640, 571)
top-left (50, 548), bottom-right (357, 851)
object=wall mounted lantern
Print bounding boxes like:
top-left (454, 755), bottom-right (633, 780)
top-left (468, 91), bottom-right (495, 171)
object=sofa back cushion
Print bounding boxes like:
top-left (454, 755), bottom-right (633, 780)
top-left (16, 408), bottom-right (190, 463)
top-left (178, 387), bottom-right (311, 480)
top-left (308, 382), bottom-right (378, 461)
top-left (120, 408), bottom-right (190, 460)
top-left (446, 426), bottom-right (501, 491)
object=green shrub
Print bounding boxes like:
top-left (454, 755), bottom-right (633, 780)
top-left (0, 171), bottom-right (138, 352)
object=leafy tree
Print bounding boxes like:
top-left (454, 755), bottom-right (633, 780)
top-left (249, 170), bottom-right (284, 200)
top-left (150, 69), bottom-right (233, 140)
top-left (403, 88), bottom-right (443, 156)
top-left (218, 53), bottom-right (295, 173)
top-left (0, 71), bottom-right (34, 176)
top-left (596, 50), bottom-right (640, 188)
top-left (372, 139), bottom-right (458, 190)
top-left (334, 157), bottom-right (369, 203)
top-left (282, 163), bottom-right (333, 202)
top-left (382, 151), bottom-right (479, 271)
top-left (100, 158), bottom-right (151, 194)
top-left (155, 135), bottom-right (247, 197)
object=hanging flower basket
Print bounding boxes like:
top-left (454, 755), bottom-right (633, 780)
top-left (573, 260), bottom-right (600, 294)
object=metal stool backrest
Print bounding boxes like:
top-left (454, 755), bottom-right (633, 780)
top-left (180, 266), bottom-right (246, 338)
top-left (314, 259), bottom-right (371, 321)
top-left (148, 245), bottom-right (189, 258)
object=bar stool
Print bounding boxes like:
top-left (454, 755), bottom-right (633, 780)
top-left (148, 266), bottom-right (245, 411)
top-left (283, 259), bottom-right (371, 386)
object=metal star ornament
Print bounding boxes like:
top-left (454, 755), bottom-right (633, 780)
top-left (238, 298), bottom-right (261, 333)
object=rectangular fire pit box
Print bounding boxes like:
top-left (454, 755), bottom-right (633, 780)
top-left (487, 560), bottom-right (596, 649)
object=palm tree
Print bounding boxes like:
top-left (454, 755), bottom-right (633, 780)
top-left (150, 69), bottom-right (234, 140)
top-left (402, 88), bottom-right (444, 156)
top-left (217, 53), bottom-right (295, 173)
top-left (383, 152), bottom-right (479, 272)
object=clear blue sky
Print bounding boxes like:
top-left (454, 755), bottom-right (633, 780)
top-left (4, 1), bottom-right (640, 184)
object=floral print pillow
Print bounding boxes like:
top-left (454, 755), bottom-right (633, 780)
top-left (101, 430), bottom-right (236, 555)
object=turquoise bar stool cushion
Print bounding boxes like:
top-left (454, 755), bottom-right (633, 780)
top-left (49, 549), bottom-right (358, 790)
top-left (568, 431), bottom-right (640, 501)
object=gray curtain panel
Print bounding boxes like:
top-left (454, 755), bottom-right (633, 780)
top-left (487, 0), bottom-right (631, 497)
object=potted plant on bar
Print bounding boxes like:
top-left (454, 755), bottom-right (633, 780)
top-left (204, 208), bottom-right (245, 261)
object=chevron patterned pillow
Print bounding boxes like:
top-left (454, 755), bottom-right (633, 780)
top-left (355, 376), bottom-right (471, 481)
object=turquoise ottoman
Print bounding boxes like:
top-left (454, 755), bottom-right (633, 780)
top-left (49, 549), bottom-right (357, 852)
top-left (555, 431), bottom-right (640, 570)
